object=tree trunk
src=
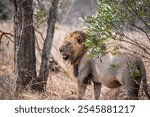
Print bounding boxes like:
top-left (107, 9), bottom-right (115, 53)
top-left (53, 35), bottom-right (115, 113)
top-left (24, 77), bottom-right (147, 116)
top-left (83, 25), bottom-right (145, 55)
top-left (13, 0), bottom-right (36, 92)
top-left (32, 0), bottom-right (59, 92)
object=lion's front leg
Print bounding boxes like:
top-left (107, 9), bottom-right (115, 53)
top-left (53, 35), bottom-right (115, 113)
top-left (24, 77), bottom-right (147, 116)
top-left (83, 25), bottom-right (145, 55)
top-left (78, 80), bottom-right (87, 100)
top-left (93, 82), bottom-right (102, 100)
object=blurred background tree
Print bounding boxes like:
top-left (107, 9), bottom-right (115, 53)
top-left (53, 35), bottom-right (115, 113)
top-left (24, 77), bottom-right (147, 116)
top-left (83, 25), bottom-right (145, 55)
top-left (0, 0), bottom-right (13, 21)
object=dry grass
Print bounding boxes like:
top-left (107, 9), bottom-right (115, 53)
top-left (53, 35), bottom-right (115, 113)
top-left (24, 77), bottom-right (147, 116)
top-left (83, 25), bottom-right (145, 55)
top-left (0, 22), bottom-right (150, 100)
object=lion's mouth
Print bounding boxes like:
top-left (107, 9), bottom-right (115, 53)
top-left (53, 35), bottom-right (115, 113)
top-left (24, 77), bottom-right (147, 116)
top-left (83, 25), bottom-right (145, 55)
top-left (62, 54), bottom-right (70, 60)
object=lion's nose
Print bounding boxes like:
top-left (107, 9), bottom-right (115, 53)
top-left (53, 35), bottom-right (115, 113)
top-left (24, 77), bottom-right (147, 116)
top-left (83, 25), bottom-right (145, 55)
top-left (59, 47), bottom-right (63, 53)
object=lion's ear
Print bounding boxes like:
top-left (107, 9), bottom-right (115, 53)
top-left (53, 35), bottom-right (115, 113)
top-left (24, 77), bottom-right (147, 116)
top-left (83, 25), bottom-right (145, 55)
top-left (64, 33), bottom-right (71, 40)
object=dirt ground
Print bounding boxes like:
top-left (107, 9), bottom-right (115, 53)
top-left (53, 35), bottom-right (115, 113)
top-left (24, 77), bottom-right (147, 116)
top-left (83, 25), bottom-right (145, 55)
top-left (0, 67), bottom-right (149, 100)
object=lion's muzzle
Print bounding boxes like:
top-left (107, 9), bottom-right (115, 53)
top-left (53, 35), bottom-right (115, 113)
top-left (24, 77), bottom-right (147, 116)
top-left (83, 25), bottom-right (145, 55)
top-left (59, 46), bottom-right (70, 60)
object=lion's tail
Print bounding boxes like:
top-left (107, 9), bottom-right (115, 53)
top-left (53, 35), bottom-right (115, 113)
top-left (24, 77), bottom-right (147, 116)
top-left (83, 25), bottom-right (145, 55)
top-left (139, 59), bottom-right (150, 99)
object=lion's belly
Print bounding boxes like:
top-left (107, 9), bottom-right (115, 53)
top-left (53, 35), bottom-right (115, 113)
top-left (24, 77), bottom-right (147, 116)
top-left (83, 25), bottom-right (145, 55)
top-left (93, 74), bottom-right (121, 88)
top-left (91, 58), bottom-right (121, 88)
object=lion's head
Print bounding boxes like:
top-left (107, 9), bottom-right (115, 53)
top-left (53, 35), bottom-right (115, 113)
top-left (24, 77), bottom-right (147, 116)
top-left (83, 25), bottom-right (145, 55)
top-left (59, 31), bottom-right (87, 65)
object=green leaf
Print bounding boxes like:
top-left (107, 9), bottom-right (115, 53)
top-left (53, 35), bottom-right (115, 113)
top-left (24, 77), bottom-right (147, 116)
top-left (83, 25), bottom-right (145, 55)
top-left (131, 68), bottom-right (141, 78)
top-left (110, 63), bottom-right (118, 69)
top-left (83, 0), bottom-right (149, 58)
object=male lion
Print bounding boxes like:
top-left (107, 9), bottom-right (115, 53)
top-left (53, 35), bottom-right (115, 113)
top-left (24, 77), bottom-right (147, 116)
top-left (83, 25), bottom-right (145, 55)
top-left (59, 31), bottom-right (150, 100)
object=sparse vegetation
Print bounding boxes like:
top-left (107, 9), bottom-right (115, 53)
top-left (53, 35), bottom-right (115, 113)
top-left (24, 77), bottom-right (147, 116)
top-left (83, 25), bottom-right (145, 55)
top-left (84, 0), bottom-right (150, 59)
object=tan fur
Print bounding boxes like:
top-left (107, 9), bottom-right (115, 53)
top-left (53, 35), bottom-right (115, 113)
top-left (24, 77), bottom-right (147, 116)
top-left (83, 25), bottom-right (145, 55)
top-left (59, 31), bottom-right (150, 100)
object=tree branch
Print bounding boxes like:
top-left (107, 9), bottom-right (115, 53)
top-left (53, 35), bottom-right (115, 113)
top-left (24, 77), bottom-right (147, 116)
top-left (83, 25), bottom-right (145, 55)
top-left (35, 0), bottom-right (59, 92)
top-left (0, 30), bottom-right (14, 43)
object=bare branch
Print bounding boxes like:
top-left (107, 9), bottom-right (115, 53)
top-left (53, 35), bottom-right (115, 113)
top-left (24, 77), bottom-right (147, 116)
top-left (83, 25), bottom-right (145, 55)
top-left (0, 30), bottom-right (14, 43)
top-left (121, 46), bottom-right (150, 60)
top-left (132, 8), bottom-right (150, 31)
top-left (34, 28), bottom-right (45, 41)
top-left (131, 23), bottom-right (150, 41)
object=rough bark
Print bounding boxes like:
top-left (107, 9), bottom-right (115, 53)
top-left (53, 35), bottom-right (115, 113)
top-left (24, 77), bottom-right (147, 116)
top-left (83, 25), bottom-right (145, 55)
top-left (32, 0), bottom-right (59, 92)
top-left (13, 0), bottom-right (36, 91)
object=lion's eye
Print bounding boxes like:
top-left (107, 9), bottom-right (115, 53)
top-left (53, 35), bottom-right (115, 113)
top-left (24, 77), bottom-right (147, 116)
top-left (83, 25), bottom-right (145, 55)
top-left (77, 38), bottom-right (82, 44)
top-left (67, 42), bottom-right (71, 46)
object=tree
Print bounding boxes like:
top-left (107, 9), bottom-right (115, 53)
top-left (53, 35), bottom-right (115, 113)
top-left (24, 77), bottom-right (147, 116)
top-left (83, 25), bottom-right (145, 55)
top-left (12, 0), bottom-right (36, 91)
top-left (12, 0), bottom-right (59, 92)
top-left (84, 0), bottom-right (150, 59)
top-left (33, 0), bottom-right (59, 92)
